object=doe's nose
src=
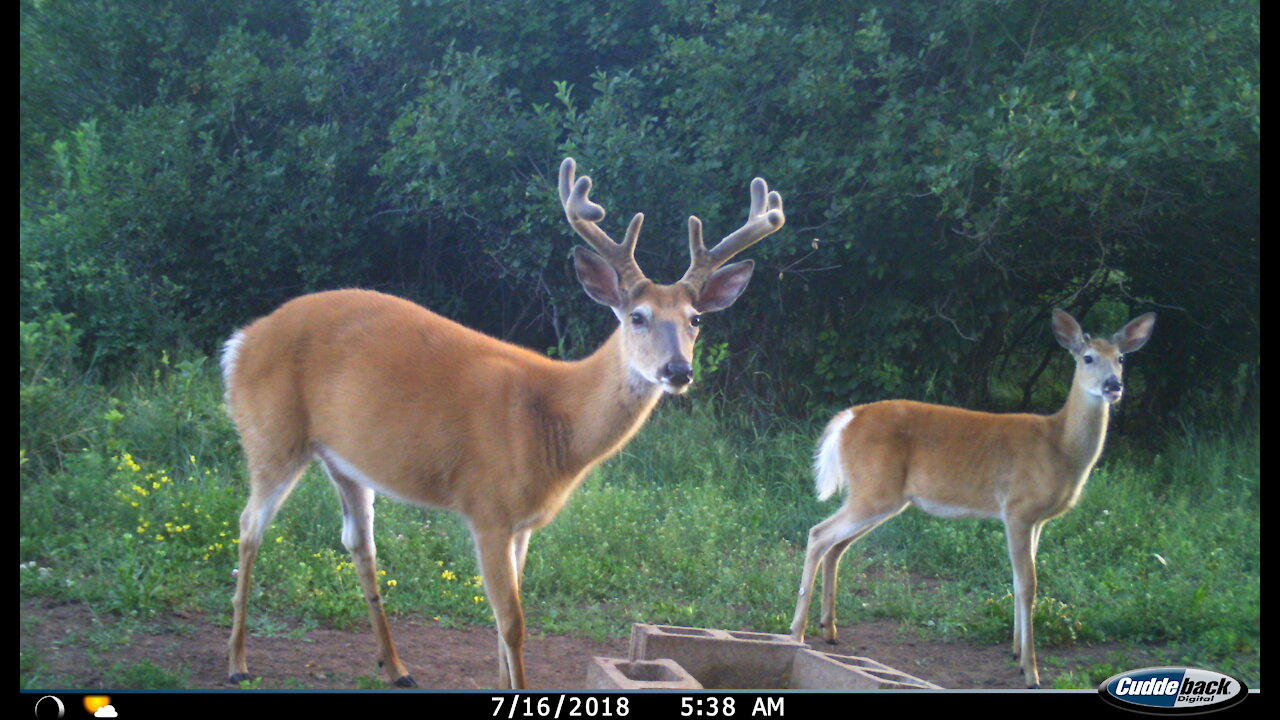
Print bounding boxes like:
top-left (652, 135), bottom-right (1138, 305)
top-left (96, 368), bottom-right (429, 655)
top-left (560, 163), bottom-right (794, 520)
top-left (1103, 377), bottom-right (1123, 394)
top-left (662, 360), bottom-right (693, 386)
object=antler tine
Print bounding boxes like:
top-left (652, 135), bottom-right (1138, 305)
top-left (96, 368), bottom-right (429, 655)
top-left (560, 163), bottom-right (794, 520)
top-left (559, 157), bottom-right (647, 288)
top-left (680, 176), bottom-right (786, 291)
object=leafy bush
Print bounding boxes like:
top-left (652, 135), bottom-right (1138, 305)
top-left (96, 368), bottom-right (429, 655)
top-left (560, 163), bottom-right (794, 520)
top-left (20, 313), bottom-right (98, 479)
top-left (19, 0), bottom-right (1258, 426)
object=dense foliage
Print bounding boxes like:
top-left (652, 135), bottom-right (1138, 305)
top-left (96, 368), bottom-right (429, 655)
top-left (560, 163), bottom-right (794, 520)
top-left (21, 0), bottom-right (1259, 427)
top-left (19, 2), bottom-right (1261, 690)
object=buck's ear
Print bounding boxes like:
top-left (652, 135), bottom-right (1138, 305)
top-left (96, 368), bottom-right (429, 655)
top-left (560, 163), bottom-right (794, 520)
top-left (1051, 309), bottom-right (1088, 354)
top-left (573, 246), bottom-right (625, 308)
top-left (696, 260), bottom-right (754, 313)
top-left (1113, 312), bottom-right (1156, 354)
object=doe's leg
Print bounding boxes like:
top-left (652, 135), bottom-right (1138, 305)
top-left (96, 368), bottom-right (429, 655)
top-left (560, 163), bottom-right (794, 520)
top-left (1004, 516), bottom-right (1041, 688)
top-left (790, 500), bottom-right (905, 643)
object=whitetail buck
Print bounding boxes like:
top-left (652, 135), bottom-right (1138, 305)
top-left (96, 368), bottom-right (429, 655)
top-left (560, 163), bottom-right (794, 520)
top-left (222, 158), bottom-right (785, 689)
top-left (789, 309), bottom-right (1155, 688)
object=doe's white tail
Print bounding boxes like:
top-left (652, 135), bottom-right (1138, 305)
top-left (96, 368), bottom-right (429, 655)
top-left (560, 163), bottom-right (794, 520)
top-left (813, 409), bottom-right (853, 501)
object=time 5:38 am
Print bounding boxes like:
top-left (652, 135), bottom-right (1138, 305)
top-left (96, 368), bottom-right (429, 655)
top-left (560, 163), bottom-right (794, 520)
top-left (679, 696), bottom-right (785, 716)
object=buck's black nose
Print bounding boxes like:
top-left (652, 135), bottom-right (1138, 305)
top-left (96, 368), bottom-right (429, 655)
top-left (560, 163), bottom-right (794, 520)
top-left (662, 361), bottom-right (693, 386)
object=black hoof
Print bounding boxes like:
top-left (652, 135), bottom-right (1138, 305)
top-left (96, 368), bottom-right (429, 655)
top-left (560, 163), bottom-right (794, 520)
top-left (228, 672), bottom-right (253, 685)
top-left (1028, 683), bottom-right (1041, 689)
top-left (393, 674), bottom-right (418, 688)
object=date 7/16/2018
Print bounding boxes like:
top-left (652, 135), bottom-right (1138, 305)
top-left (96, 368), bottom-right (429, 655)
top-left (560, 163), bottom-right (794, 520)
top-left (490, 694), bottom-right (786, 718)
top-left (491, 695), bottom-right (628, 718)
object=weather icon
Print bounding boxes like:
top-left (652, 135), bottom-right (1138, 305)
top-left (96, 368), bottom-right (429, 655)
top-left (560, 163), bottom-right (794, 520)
top-left (83, 696), bottom-right (116, 717)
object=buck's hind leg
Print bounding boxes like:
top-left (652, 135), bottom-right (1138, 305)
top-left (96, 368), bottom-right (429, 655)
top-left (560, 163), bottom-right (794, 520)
top-left (321, 456), bottom-right (416, 688)
top-left (228, 454), bottom-right (307, 684)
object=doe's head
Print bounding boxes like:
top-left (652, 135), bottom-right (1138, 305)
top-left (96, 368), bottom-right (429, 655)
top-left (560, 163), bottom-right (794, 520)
top-left (1052, 309), bottom-right (1156, 403)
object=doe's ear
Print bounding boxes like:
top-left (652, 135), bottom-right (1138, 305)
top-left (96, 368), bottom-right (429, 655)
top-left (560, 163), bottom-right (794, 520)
top-left (1051, 309), bottom-right (1088, 354)
top-left (1113, 312), bottom-right (1156, 354)
top-left (573, 246), bottom-right (625, 308)
top-left (696, 260), bottom-right (754, 313)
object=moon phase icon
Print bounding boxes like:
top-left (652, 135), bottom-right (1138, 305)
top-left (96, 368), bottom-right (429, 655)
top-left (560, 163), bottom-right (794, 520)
top-left (34, 695), bottom-right (65, 718)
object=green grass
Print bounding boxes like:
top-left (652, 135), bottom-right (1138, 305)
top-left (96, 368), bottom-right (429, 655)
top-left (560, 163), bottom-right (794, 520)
top-left (20, 650), bottom-right (51, 690)
top-left (20, 351), bottom-right (1260, 689)
top-left (102, 659), bottom-right (191, 689)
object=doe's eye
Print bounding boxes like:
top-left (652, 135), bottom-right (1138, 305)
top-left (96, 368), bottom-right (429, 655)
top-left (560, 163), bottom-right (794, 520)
top-left (1118, 355), bottom-right (1125, 364)
top-left (1083, 355), bottom-right (1094, 364)
top-left (630, 311), bottom-right (646, 326)
top-left (690, 315), bottom-right (703, 328)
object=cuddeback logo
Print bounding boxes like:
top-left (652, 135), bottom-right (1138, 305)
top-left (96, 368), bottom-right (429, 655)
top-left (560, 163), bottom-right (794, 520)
top-left (1099, 667), bottom-right (1248, 715)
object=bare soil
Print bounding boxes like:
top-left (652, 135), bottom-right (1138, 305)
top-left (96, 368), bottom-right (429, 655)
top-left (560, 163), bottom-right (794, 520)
top-left (21, 599), bottom-right (1176, 690)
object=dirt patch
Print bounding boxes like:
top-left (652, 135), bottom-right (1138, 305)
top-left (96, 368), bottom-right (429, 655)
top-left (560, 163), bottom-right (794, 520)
top-left (21, 599), bottom-right (1160, 689)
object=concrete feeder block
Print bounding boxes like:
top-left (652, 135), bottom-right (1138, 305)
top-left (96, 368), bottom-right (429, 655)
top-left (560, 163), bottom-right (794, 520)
top-left (790, 649), bottom-right (937, 689)
top-left (628, 623), bottom-right (806, 689)
top-left (591, 623), bottom-right (941, 690)
top-left (586, 657), bottom-right (703, 690)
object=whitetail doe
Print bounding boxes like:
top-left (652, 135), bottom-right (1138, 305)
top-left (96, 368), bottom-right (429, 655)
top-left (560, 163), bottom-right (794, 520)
top-left (222, 158), bottom-right (785, 689)
top-left (789, 309), bottom-right (1155, 688)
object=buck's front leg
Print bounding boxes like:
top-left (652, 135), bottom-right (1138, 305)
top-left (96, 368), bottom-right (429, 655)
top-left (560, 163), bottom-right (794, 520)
top-left (495, 529), bottom-right (532, 689)
top-left (473, 526), bottom-right (528, 689)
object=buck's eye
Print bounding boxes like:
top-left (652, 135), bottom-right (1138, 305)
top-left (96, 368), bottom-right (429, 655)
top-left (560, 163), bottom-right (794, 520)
top-left (690, 315), bottom-right (703, 328)
top-left (1083, 355), bottom-right (1094, 364)
top-left (630, 312), bottom-right (646, 326)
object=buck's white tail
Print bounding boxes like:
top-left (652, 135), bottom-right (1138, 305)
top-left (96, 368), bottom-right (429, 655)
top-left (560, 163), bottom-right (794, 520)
top-left (813, 409), bottom-right (854, 501)
top-left (220, 329), bottom-right (246, 404)
top-left (220, 330), bottom-right (245, 384)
